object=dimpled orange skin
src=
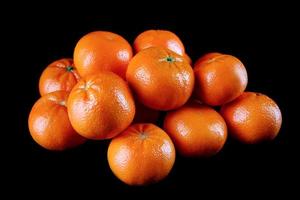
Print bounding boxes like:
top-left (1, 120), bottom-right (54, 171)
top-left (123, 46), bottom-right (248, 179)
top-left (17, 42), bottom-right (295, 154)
top-left (73, 31), bottom-right (132, 79)
top-left (163, 102), bottom-right (227, 157)
top-left (126, 47), bottom-right (194, 111)
top-left (194, 53), bottom-right (248, 106)
top-left (220, 92), bottom-right (282, 144)
top-left (28, 91), bottom-right (86, 150)
top-left (67, 71), bottom-right (135, 140)
top-left (133, 30), bottom-right (185, 55)
top-left (107, 123), bottom-right (175, 186)
top-left (39, 58), bottom-right (80, 96)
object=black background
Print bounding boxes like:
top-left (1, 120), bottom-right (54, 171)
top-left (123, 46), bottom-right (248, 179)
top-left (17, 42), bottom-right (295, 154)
top-left (4, 2), bottom-right (299, 197)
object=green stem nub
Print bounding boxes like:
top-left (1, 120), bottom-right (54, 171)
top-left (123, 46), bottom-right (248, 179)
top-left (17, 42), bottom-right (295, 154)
top-left (66, 66), bottom-right (74, 72)
top-left (166, 56), bottom-right (175, 62)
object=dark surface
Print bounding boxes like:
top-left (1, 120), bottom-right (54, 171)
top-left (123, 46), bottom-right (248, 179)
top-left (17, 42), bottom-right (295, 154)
top-left (5, 6), bottom-right (298, 197)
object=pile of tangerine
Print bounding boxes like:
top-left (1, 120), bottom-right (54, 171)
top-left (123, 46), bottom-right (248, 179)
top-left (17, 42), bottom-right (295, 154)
top-left (28, 30), bottom-right (282, 186)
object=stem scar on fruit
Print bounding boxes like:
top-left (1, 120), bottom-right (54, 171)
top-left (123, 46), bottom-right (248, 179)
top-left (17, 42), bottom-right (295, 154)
top-left (139, 132), bottom-right (148, 140)
top-left (66, 66), bottom-right (74, 72)
top-left (159, 56), bottom-right (183, 63)
top-left (59, 101), bottom-right (66, 106)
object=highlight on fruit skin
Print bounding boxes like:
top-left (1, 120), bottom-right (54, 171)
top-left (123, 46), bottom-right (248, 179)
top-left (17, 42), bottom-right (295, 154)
top-left (193, 53), bottom-right (248, 106)
top-left (28, 28), bottom-right (284, 186)
top-left (67, 71), bottom-right (135, 140)
top-left (220, 92), bottom-right (282, 144)
top-left (126, 46), bottom-right (195, 111)
top-left (107, 123), bottom-right (176, 186)
top-left (164, 101), bottom-right (227, 157)
top-left (28, 91), bottom-right (86, 150)
top-left (73, 31), bottom-right (132, 79)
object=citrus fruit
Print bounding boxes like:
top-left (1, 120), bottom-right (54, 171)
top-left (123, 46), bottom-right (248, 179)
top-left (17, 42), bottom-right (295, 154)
top-left (126, 47), bottom-right (194, 111)
top-left (107, 123), bottom-right (175, 185)
top-left (164, 101), bottom-right (227, 157)
top-left (220, 92), bottom-right (282, 144)
top-left (133, 30), bottom-right (185, 55)
top-left (67, 71), bottom-right (135, 140)
top-left (74, 31), bottom-right (132, 79)
top-left (39, 58), bottom-right (80, 96)
top-left (28, 91), bottom-right (86, 150)
top-left (194, 53), bottom-right (248, 106)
